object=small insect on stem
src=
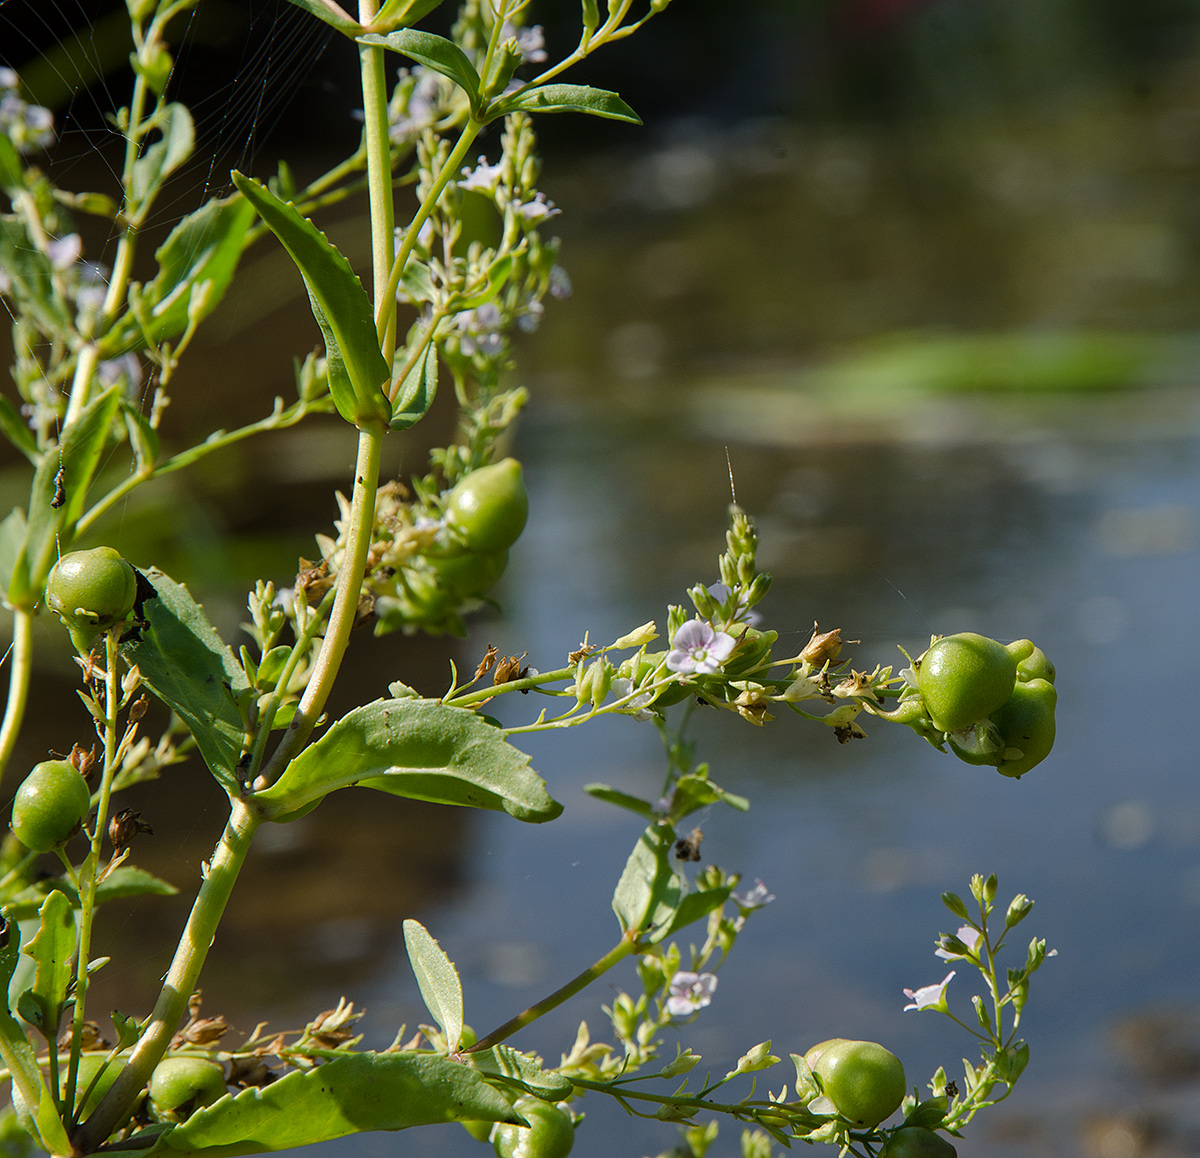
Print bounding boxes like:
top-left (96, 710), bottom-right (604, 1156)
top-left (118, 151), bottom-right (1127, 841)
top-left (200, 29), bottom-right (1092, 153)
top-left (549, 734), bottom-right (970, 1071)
top-left (51, 465), bottom-right (66, 509)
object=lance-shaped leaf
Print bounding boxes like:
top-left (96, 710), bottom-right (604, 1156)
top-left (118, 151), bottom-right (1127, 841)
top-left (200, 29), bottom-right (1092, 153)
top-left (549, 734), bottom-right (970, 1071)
top-left (461, 1045), bottom-right (572, 1100)
top-left (130, 103), bottom-right (194, 208)
top-left (281, 0), bottom-right (363, 34)
top-left (584, 784), bottom-right (655, 818)
top-left (18, 891), bottom-right (76, 1041)
top-left (610, 823), bottom-right (732, 945)
top-left (4, 866), bottom-right (178, 922)
top-left (230, 171), bottom-right (391, 431)
top-left (110, 194), bottom-right (256, 354)
top-left (488, 84), bottom-right (640, 125)
top-left (404, 920), bottom-right (463, 1052)
top-left (254, 698), bottom-right (562, 823)
top-left (162, 1050), bottom-right (520, 1155)
top-left (390, 337), bottom-right (438, 431)
top-left (367, 0), bottom-right (446, 34)
top-left (357, 30), bottom-right (481, 115)
top-left (0, 918), bottom-right (72, 1155)
top-left (7, 385), bottom-right (121, 611)
top-left (120, 570), bottom-right (249, 795)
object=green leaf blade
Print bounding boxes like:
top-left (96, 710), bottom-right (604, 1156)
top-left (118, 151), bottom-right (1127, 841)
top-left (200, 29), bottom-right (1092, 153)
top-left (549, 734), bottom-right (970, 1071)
top-left (230, 171), bottom-right (390, 431)
top-left (357, 30), bottom-right (481, 111)
top-left (612, 824), bottom-right (682, 941)
top-left (163, 1051), bottom-right (519, 1155)
top-left (22, 890), bottom-right (76, 1039)
top-left (254, 699), bottom-right (562, 823)
top-left (120, 569), bottom-right (249, 794)
top-left (489, 84), bottom-right (641, 124)
top-left (389, 339), bottom-right (438, 431)
top-left (403, 920), bottom-right (463, 1051)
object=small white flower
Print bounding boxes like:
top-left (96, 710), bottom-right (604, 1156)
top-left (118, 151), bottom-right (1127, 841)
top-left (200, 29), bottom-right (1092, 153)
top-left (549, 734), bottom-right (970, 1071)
top-left (515, 192), bottom-right (559, 224)
top-left (935, 925), bottom-right (983, 960)
top-left (548, 265), bottom-right (572, 300)
top-left (46, 234), bottom-right (81, 270)
top-left (666, 971), bottom-right (717, 1018)
top-left (666, 619), bottom-right (736, 675)
top-left (732, 880), bottom-right (775, 910)
top-left (0, 68), bottom-right (19, 91)
top-left (903, 970), bottom-right (955, 1012)
top-left (459, 157), bottom-right (504, 194)
top-left (609, 677), bottom-right (654, 721)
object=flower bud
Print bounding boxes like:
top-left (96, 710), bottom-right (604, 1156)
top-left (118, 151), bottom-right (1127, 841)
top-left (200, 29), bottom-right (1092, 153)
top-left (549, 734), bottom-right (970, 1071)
top-left (1004, 894), bottom-right (1033, 927)
top-left (612, 621), bottom-right (658, 650)
top-left (941, 892), bottom-right (970, 920)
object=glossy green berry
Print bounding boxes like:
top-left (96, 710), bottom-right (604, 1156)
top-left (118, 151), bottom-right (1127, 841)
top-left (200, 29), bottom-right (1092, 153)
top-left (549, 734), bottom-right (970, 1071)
top-left (148, 1056), bottom-right (227, 1121)
top-left (813, 1040), bottom-right (906, 1127)
top-left (990, 677), bottom-right (1057, 778)
top-left (446, 459), bottom-right (529, 554)
top-left (492, 1096), bottom-right (574, 1158)
top-left (880, 1127), bottom-right (957, 1158)
top-left (916, 633), bottom-right (1017, 734)
top-left (11, 760), bottom-right (90, 852)
top-left (426, 548), bottom-right (510, 596)
top-left (46, 547), bottom-right (137, 647)
top-left (802, 1038), bottom-right (851, 1073)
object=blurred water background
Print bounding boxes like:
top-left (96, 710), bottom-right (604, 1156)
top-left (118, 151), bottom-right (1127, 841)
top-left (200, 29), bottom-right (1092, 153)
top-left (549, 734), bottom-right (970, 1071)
top-left (6, 1), bottom-right (1200, 1155)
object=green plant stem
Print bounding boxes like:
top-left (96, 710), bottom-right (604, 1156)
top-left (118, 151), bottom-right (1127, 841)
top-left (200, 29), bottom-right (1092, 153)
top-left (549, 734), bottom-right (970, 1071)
top-left (360, 35), bottom-right (396, 361)
top-left (63, 631), bottom-right (123, 1121)
top-left (466, 938), bottom-right (635, 1054)
top-left (73, 798), bottom-right (261, 1152)
top-left (0, 609), bottom-right (34, 786)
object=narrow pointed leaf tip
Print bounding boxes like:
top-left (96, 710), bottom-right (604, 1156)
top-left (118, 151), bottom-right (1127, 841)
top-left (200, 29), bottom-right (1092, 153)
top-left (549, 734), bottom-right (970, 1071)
top-left (230, 171), bottom-right (390, 431)
top-left (489, 84), bottom-right (641, 125)
top-left (404, 920), bottom-right (464, 1051)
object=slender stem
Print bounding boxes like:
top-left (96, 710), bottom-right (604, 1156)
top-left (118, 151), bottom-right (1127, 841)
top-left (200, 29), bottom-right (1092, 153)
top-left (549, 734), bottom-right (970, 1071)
top-left (0, 609), bottom-right (34, 787)
top-left (73, 799), bottom-right (261, 1152)
top-left (359, 37), bottom-right (396, 361)
top-left (466, 938), bottom-right (635, 1054)
top-left (63, 632), bottom-right (123, 1121)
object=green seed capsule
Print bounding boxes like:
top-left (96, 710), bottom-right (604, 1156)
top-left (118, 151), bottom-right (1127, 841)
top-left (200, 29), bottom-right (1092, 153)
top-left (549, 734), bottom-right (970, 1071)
top-left (45, 547), bottom-right (137, 647)
top-left (11, 760), bottom-right (91, 852)
top-left (916, 633), bottom-right (1017, 734)
top-left (445, 459), bottom-right (529, 554)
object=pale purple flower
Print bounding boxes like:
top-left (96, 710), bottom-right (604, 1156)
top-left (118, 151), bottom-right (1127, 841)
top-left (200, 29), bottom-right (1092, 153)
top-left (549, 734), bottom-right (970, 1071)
top-left (666, 619), bottom-right (736, 675)
top-left (456, 303), bottom-right (504, 357)
top-left (459, 157), bottom-right (503, 194)
top-left (732, 879), bottom-right (775, 910)
top-left (548, 265), bottom-right (572, 300)
top-left (706, 581), bottom-right (762, 627)
top-left (515, 192), bottom-right (559, 224)
top-left (0, 68), bottom-right (18, 91)
top-left (46, 234), bottom-right (81, 270)
top-left (666, 971), bottom-right (717, 1018)
top-left (903, 970), bottom-right (955, 1012)
top-left (935, 925), bottom-right (982, 960)
top-left (97, 353), bottom-right (143, 394)
top-left (609, 677), bottom-right (655, 721)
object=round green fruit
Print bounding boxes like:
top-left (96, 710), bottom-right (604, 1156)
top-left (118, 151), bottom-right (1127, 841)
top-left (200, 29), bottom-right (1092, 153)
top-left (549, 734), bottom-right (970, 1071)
top-left (990, 677), bottom-right (1057, 779)
top-left (879, 1127), bottom-right (957, 1158)
top-left (148, 1057), bottom-right (227, 1121)
top-left (802, 1038), bottom-right (851, 1073)
top-left (916, 633), bottom-right (1017, 734)
top-left (45, 547), bottom-right (137, 638)
top-left (426, 548), bottom-right (509, 596)
top-left (492, 1096), bottom-right (574, 1158)
top-left (445, 459), bottom-right (529, 554)
top-left (1015, 646), bottom-right (1055, 685)
top-left (11, 760), bottom-right (90, 852)
top-left (813, 1040), bottom-right (906, 1127)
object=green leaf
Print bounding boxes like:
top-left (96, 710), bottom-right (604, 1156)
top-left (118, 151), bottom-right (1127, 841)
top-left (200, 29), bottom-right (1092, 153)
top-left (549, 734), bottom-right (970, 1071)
top-left (231, 171), bottom-right (391, 431)
top-left (357, 30), bottom-right (481, 113)
top-left (583, 784), bottom-right (654, 818)
top-left (580, 0), bottom-right (600, 34)
top-left (673, 771), bottom-right (748, 818)
top-left (163, 1050), bottom-right (519, 1155)
top-left (791, 1053), bottom-right (820, 1105)
top-left (123, 403), bottom-right (160, 470)
top-left (0, 218), bottom-right (73, 337)
top-left (0, 509), bottom-right (27, 599)
top-left (454, 254), bottom-right (512, 311)
top-left (488, 84), bottom-right (641, 125)
top-left (389, 338), bottom-right (437, 431)
top-left (0, 916), bottom-right (72, 1155)
top-left (612, 823), bottom-right (682, 941)
top-left (7, 386), bottom-right (122, 610)
top-left (3, 867), bottom-right (178, 922)
top-left (20, 891), bottom-right (76, 1040)
top-left (0, 132), bottom-right (24, 192)
top-left (461, 1045), bottom-right (572, 1100)
top-left (120, 569), bottom-right (250, 794)
top-left (280, 0), bottom-right (364, 34)
top-left (0, 397), bottom-right (38, 463)
top-left (111, 194), bottom-right (256, 353)
top-left (661, 883), bottom-right (732, 941)
top-left (403, 920), bottom-right (463, 1052)
top-left (129, 103), bottom-right (194, 208)
top-left (254, 699), bottom-right (562, 823)
top-left (368, 0), bottom-right (446, 33)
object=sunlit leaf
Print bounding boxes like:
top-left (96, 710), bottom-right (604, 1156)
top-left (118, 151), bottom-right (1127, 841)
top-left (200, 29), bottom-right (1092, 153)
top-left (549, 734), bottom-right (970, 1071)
top-left (389, 338), bottom-right (437, 431)
top-left (488, 84), bottom-right (640, 125)
top-left (583, 784), bottom-right (655, 818)
top-left (231, 172), bottom-right (390, 431)
top-left (120, 569), bottom-right (249, 795)
top-left (20, 891), bottom-right (75, 1039)
top-left (162, 1051), bottom-right (519, 1155)
top-left (612, 823), bottom-right (681, 941)
top-left (280, 0), bottom-right (363, 34)
top-left (367, 0), bottom-right (446, 34)
top-left (357, 30), bottom-right (481, 114)
top-left (254, 699), bottom-right (562, 823)
top-left (129, 103), bottom-right (194, 208)
top-left (461, 1045), bottom-right (572, 1100)
top-left (3, 866), bottom-right (179, 922)
top-left (403, 920), bottom-right (463, 1052)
